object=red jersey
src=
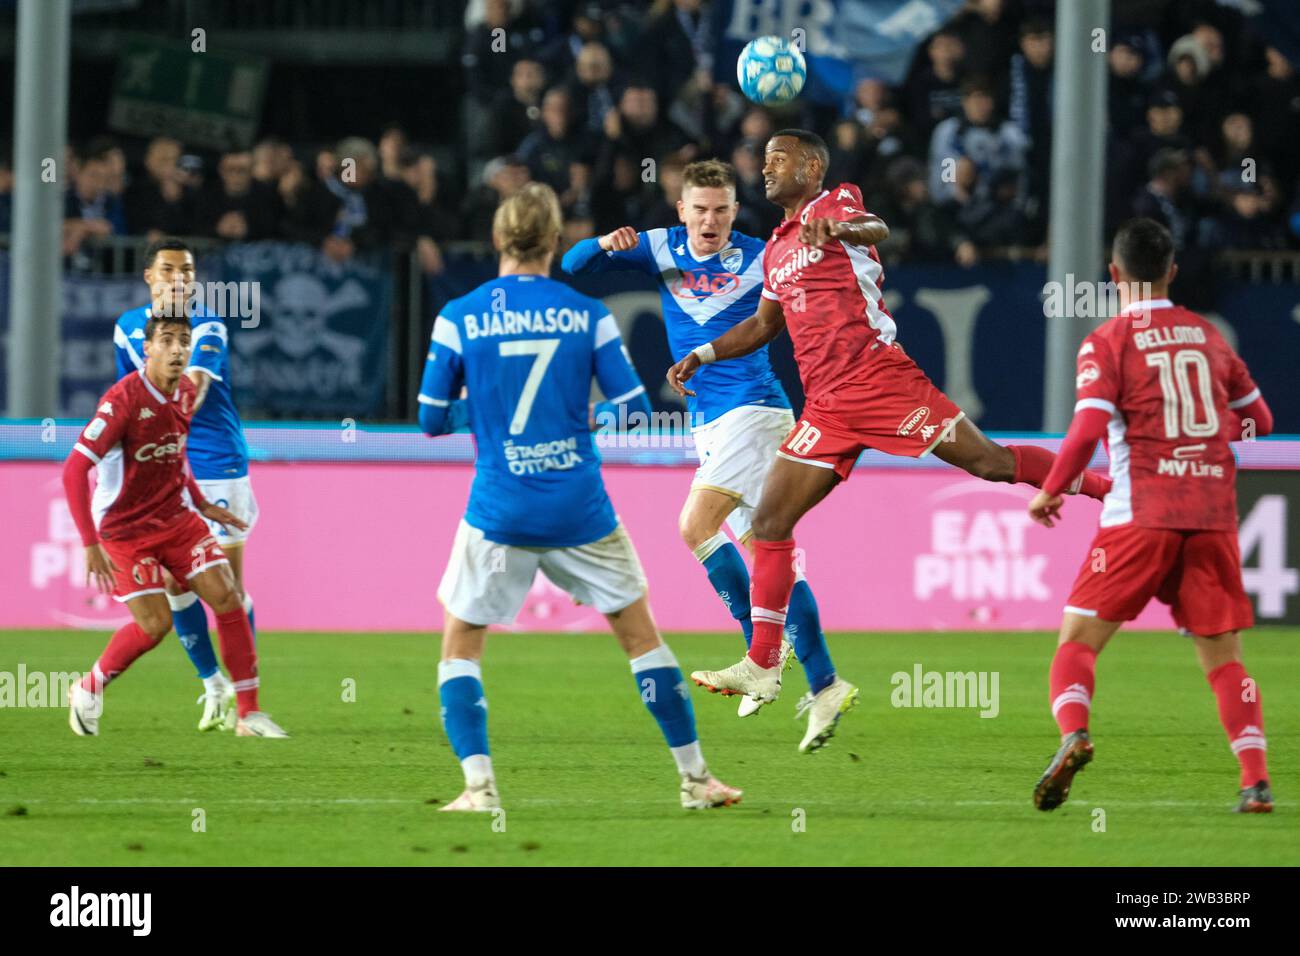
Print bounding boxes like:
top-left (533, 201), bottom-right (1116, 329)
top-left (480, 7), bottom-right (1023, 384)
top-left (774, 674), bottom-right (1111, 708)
top-left (72, 370), bottom-right (199, 541)
top-left (760, 182), bottom-right (897, 400)
top-left (1075, 299), bottom-right (1260, 531)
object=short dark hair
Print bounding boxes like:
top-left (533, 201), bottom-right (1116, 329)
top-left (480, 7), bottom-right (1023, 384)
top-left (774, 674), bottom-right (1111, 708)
top-left (1112, 218), bottom-right (1175, 281)
top-left (144, 237), bottom-right (194, 268)
top-left (144, 313), bottom-right (191, 341)
top-left (770, 128), bottom-right (829, 181)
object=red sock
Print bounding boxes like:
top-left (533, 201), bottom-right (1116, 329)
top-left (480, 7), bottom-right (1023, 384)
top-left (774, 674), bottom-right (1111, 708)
top-left (1010, 444), bottom-right (1112, 500)
top-left (749, 539), bottom-right (796, 669)
top-left (1207, 661), bottom-right (1268, 788)
top-left (80, 622), bottom-right (160, 693)
top-left (215, 608), bottom-right (259, 716)
top-left (1049, 641), bottom-right (1097, 736)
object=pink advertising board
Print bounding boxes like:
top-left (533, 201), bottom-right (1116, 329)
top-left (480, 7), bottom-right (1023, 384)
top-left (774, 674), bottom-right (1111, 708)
top-left (3, 460), bottom-right (1177, 633)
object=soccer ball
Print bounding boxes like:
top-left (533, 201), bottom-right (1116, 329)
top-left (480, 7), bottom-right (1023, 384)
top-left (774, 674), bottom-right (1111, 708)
top-left (736, 35), bottom-right (807, 105)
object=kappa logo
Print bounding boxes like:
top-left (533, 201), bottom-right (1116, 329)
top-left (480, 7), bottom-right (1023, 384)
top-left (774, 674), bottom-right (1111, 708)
top-left (920, 424), bottom-right (938, 442)
top-left (138, 407), bottom-right (155, 420)
top-left (98, 402), bottom-right (113, 416)
top-left (1078, 341), bottom-right (1095, 356)
top-left (837, 188), bottom-right (853, 200)
top-left (897, 405), bottom-right (931, 437)
top-left (1076, 360), bottom-right (1100, 388)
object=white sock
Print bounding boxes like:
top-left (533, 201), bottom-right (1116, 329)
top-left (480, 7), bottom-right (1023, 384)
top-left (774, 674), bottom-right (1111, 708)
top-left (461, 754), bottom-right (495, 788)
top-left (670, 741), bottom-right (707, 779)
top-left (167, 590), bottom-right (199, 611)
top-left (202, 672), bottom-right (227, 694)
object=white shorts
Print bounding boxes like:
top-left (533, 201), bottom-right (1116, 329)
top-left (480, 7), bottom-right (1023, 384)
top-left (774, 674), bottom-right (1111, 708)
top-left (690, 405), bottom-right (796, 541)
top-left (437, 519), bottom-right (648, 626)
top-left (195, 475), bottom-right (258, 545)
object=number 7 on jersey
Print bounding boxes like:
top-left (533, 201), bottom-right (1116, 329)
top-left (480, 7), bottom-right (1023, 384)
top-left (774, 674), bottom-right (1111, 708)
top-left (499, 338), bottom-right (560, 435)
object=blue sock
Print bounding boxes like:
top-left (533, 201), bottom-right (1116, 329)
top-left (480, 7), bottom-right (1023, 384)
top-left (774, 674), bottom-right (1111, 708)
top-left (694, 533), bottom-right (753, 648)
top-left (168, 591), bottom-right (219, 680)
top-left (788, 578), bottom-right (835, 694)
top-left (438, 659), bottom-right (490, 760)
top-left (631, 644), bottom-right (707, 777)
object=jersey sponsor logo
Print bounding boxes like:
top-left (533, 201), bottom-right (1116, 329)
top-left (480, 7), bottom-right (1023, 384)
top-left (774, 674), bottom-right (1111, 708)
top-left (1157, 457), bottom-right (1225, 478)
top-left (138, 407), bottom-right (155, 420)
top-left (85, 417), bottom-right (107, 440)
top-left (897, 405), bottom-right (931, 437)
top-left (98, 402), bottom-right (113, 416)
top-left (134, 434), bottom-right (188, 463)
top-left (767, 245), bottom-right (824, 288)
top-left (1173, 443), bottom-right (1207, 460)
top-left (669, 269), bottom-right (741, 298)
top-left (1076, 360), bottom-right (1100, 388)
top-left (720, 247), bottom-right (743, 272)
top-left (841, 206), bottom-right (864, 216)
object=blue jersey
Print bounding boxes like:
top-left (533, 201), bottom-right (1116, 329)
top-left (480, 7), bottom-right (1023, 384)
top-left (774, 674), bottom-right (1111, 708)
top-left (114, 306), bottom-right (250, 479)
top-left (419, 274), bottom-right (646, 548)
top-left (561, 226), bottom-right (790, 425)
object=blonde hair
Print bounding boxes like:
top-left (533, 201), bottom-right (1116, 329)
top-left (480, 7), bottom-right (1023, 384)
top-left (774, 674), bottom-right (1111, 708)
top-left (682, 159), bottom-right (737, 194)
top-left (493, 182), bottom-right (562, 263)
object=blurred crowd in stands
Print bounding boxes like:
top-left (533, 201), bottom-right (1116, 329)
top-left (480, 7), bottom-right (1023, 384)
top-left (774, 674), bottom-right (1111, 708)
top-left (2, 0), bottom-right (1299, 273)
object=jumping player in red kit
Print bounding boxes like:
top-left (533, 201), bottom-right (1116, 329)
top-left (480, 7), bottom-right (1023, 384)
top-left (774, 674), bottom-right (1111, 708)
top-left (1027, 219), bottom-right (1274, 813)
top-left (63, 313), bottom-right (289, 738)
top-left (667, 129), bottom-right (1111, 714)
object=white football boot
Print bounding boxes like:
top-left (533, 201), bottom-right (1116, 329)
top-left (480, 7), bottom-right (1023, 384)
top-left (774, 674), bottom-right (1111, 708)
top-left (235, 711), bottom-right (290, 738)
top-left (439, 781), bottom-right (501, 812)
top-left (197, 673), bottom-right (236, 732)
top-left (795, 677), bottom-right (860, 753)
top-left (737, 639), bottom-right (794, 717)
top-left (67, 684), bottom-right (102, 736)
top-left (679, 773), bottom-right (743, 809)
top-left (691, 654), bottom-right (781, 703)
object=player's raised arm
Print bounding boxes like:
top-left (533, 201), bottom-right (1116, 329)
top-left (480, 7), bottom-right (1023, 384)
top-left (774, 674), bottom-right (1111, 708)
top-left (417, 314), bottom-right (469, 436)
top-left (801, 183), bottom-right (888, 248)
top-left (666, 295), bottom-right (786, 398)
top-left (560, 226), bottom-right (650, 275)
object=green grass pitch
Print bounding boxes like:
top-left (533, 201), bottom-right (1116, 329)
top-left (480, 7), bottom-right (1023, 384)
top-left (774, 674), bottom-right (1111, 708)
top-left (0, 629), bottom-right (1295, 866)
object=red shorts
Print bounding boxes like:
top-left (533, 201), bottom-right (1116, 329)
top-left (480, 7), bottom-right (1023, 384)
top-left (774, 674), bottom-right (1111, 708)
top-left (778, 343), bottom-right (964, 481)
top-left (101, 513), bottom-right (228, 603)
top-left (1066, 525), bottom-right (1253, 636)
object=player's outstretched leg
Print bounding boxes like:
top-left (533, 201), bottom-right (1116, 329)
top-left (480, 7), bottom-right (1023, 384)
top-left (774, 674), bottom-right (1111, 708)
top-left (785, 569), bottom-right (858, 752)
top-left (190, 561), bottom-right (286, 738)
top-left (610, 598), bottom-right (740, 808)
top-left (166, 586), bottom-right (235, 731)
top-left (692, 530), bottom-right (793, 716)
top-left (691, 455), bottom-right (839, 704)
top-left (932, 417), bottom-right (1111, 500)
top-left (1034, 615), bottom-right (1116, 810)
top-left (1196, 632), bottom-right (1273, 813)
top-left (69, 596), bottom-right (171, 736)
